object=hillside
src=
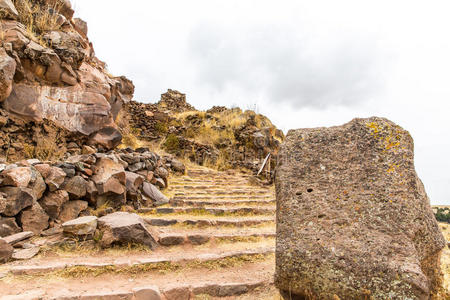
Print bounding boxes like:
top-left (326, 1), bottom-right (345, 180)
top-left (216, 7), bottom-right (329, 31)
top-left (123, 89), bottom-right (284, 176)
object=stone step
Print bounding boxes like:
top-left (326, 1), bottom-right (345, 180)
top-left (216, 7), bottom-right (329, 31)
top-left (170, 179), bottom-right (250, 184)
top-left (158, 231), bottom-right (275, 246)
top-left (172, 194), bottom-right (273, 200)
top-left (1, 281), bottom-right (272, 300)
top-left (8, 247), bottom-right (274, 277)
top-left (173, 190), bottom-right (272, 196)
top-left (152, 206), bottom-right (275, 216)
top-left (168, 185), bottom-right (271, 191)
top-left (2, 271), bottom-right (273, 299)
top-left (144, 216), bottom-right (275, 227)
top-left (169, 198), bottom-right (276, 207)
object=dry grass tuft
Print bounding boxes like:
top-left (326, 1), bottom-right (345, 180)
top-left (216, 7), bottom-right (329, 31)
top-left (12, 0), bottom-right (65, 46)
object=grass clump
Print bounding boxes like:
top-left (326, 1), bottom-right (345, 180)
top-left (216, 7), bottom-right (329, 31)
top-left (163, 133), bottom-right (180, 154)
top-left (12, 0), bottom-right (65, 45)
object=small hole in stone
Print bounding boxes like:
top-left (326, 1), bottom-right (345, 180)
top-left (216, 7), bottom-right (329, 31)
top-left (318, 214), bottom-right (326, 219)
top-left (307, 188), bottom-right (313, 193)
top-left (295, 191), bottom-right (302, 196)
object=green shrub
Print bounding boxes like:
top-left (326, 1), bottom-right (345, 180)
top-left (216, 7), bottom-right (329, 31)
top-left (163, 134), bottom-right (180, 154)
top-left (435, 208), bottom-right (450, 223)
top-left (154, 122), bottom-right (168, 135)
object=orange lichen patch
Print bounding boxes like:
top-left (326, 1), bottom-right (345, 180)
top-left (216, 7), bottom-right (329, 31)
top-left (365, 121), bottom-right (404, 154)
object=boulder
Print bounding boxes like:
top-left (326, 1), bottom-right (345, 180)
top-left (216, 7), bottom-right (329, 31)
top-left (132, 286), bottom-right (162, 300)
top-left (43, 167), bottom-right (66, 192)
top-left (0, 48), bottom-right (16, 101)
top-left (125, 171), bottom-right (144, 194)
top-left (29, 169), bottom-right (46, 199)
top-left (97, 212), bottom-right (158, 249)
top-left (63, 176), bottom-right (87, 199)
top-left (19, 202), bottom-right (49, 234)
top-left (97, 177), bottom-right (126, 195)
top-left (0, 187), bottom-right (35, 216)
top-left (88, 126), bottom-right (123, 150)
top-left (2, 231), bottom-right (33, 245)
top-left (58, 200), bottom-right (88, 223)
top-left (39, 190), bottom-right (69, 219)
top-left (92, 157), bottom-right (126, 207)
top-left (275, 117), bottom-right (446, 299)
top-left (11, 246), bottom-right (40, 260)
top-left (34, 164), bottom-right (51, 178)
top-left (142, 182), bottom-right (169, 206)
top-left (0, 217), bottom-right (21, 237)
top-left (170, 159), bottom-right (185, 174)
top-left (92, 157), bottom-right (126, 185)
top-left (1, 167), bottom-right (32, 187)
top-left (1, 167), bottom-right (46, 199)
top-left (0, 238), bottom-right (13, 263)
top-left (62, 216), bottom-right (98, 236)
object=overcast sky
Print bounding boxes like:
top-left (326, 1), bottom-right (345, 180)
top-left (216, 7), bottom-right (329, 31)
top-left (73, 0), bottom-right (450, 205)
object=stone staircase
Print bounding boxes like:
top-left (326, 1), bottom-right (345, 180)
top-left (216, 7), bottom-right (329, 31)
top-left (0, 167), bottom-right (278, 299)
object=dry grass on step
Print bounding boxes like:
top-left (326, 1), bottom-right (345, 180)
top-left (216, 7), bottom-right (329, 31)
top-left (6, 253), bottom-right (274, 281)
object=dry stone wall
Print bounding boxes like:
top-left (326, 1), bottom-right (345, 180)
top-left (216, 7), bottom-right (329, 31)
top-left (0, 147), bottom-right (184, 240)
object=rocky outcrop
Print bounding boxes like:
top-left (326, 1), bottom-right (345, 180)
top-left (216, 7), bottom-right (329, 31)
top-left (0, 0), bottom-right (134, 150)
top-left (125, 93), bottom-right (283, 176)
top-left (275, 117), bottom-right (446, 299)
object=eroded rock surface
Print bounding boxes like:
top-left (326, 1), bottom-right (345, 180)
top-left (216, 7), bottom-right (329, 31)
top-left (0, 0), bottom-right (134, 150)
top-left (275, 117), bottom-right (446, 299)
top-left (97, 212), bottom-right (159, 249)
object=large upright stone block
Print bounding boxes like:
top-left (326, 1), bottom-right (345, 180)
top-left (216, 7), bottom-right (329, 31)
top-left (275, 117), bottom-right (446, 300)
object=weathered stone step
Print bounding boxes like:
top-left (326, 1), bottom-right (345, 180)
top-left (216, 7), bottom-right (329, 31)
top-left (2, 276), bottom-right (273, 300)
top-left (169, 198), bottom-right (276, 207)
top-left (152, 206), bottom-right (275, 216)
top-left (169, 185), bottom-right (271, 191)
top-left (48, 281), bottom-right (270, 299)
top-left (158, 231), bottom-right (275, 246)
top-left (170, 179), bottom-right (250, 184)
top-left (173, 190), bottom-right (272, 196)
top-left (8, 247), bottom-right (274, 276)
top-left (172, 195), bottom-right (274, 200)
top-left (144, 216), bottom-right (275, 227)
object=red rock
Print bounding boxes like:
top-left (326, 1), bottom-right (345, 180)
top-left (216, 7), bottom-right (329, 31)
top-left (0, 48), bottom-right (16, 101)
top-left (0, 238), bottom-right (13, 263)
top-left (0, 217), bottom-right (21, 237)
top-left (44, 167), bottom-right (67, 192)
top-left (142, 182), bottom-right (169, 206)
top-left (39, 190), bottom-right (69, 219)
top-left (1, 167), bottom-right (32, 187)
top-left (163, 286), bottom-right (193, 300)
top-left (59, 200), bottom-right (88, 223)
top-left (88, 127), bottom-right (123, 150)
top-left (132, 286), bottom-right (161, 300)
top-left (63, 176), bottom-right (87, 199)
top-left (0, 187), bottom-right (35, 217)
top-left (97, 212), bottom-right (158, 249)
top-left (19, 202), bottom-right (49, 234)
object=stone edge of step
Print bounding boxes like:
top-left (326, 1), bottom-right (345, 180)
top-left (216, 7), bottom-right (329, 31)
top-left (8, 247), bottom-right (275, 276)
top-left (0, 279), bottom-right (273, 300)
